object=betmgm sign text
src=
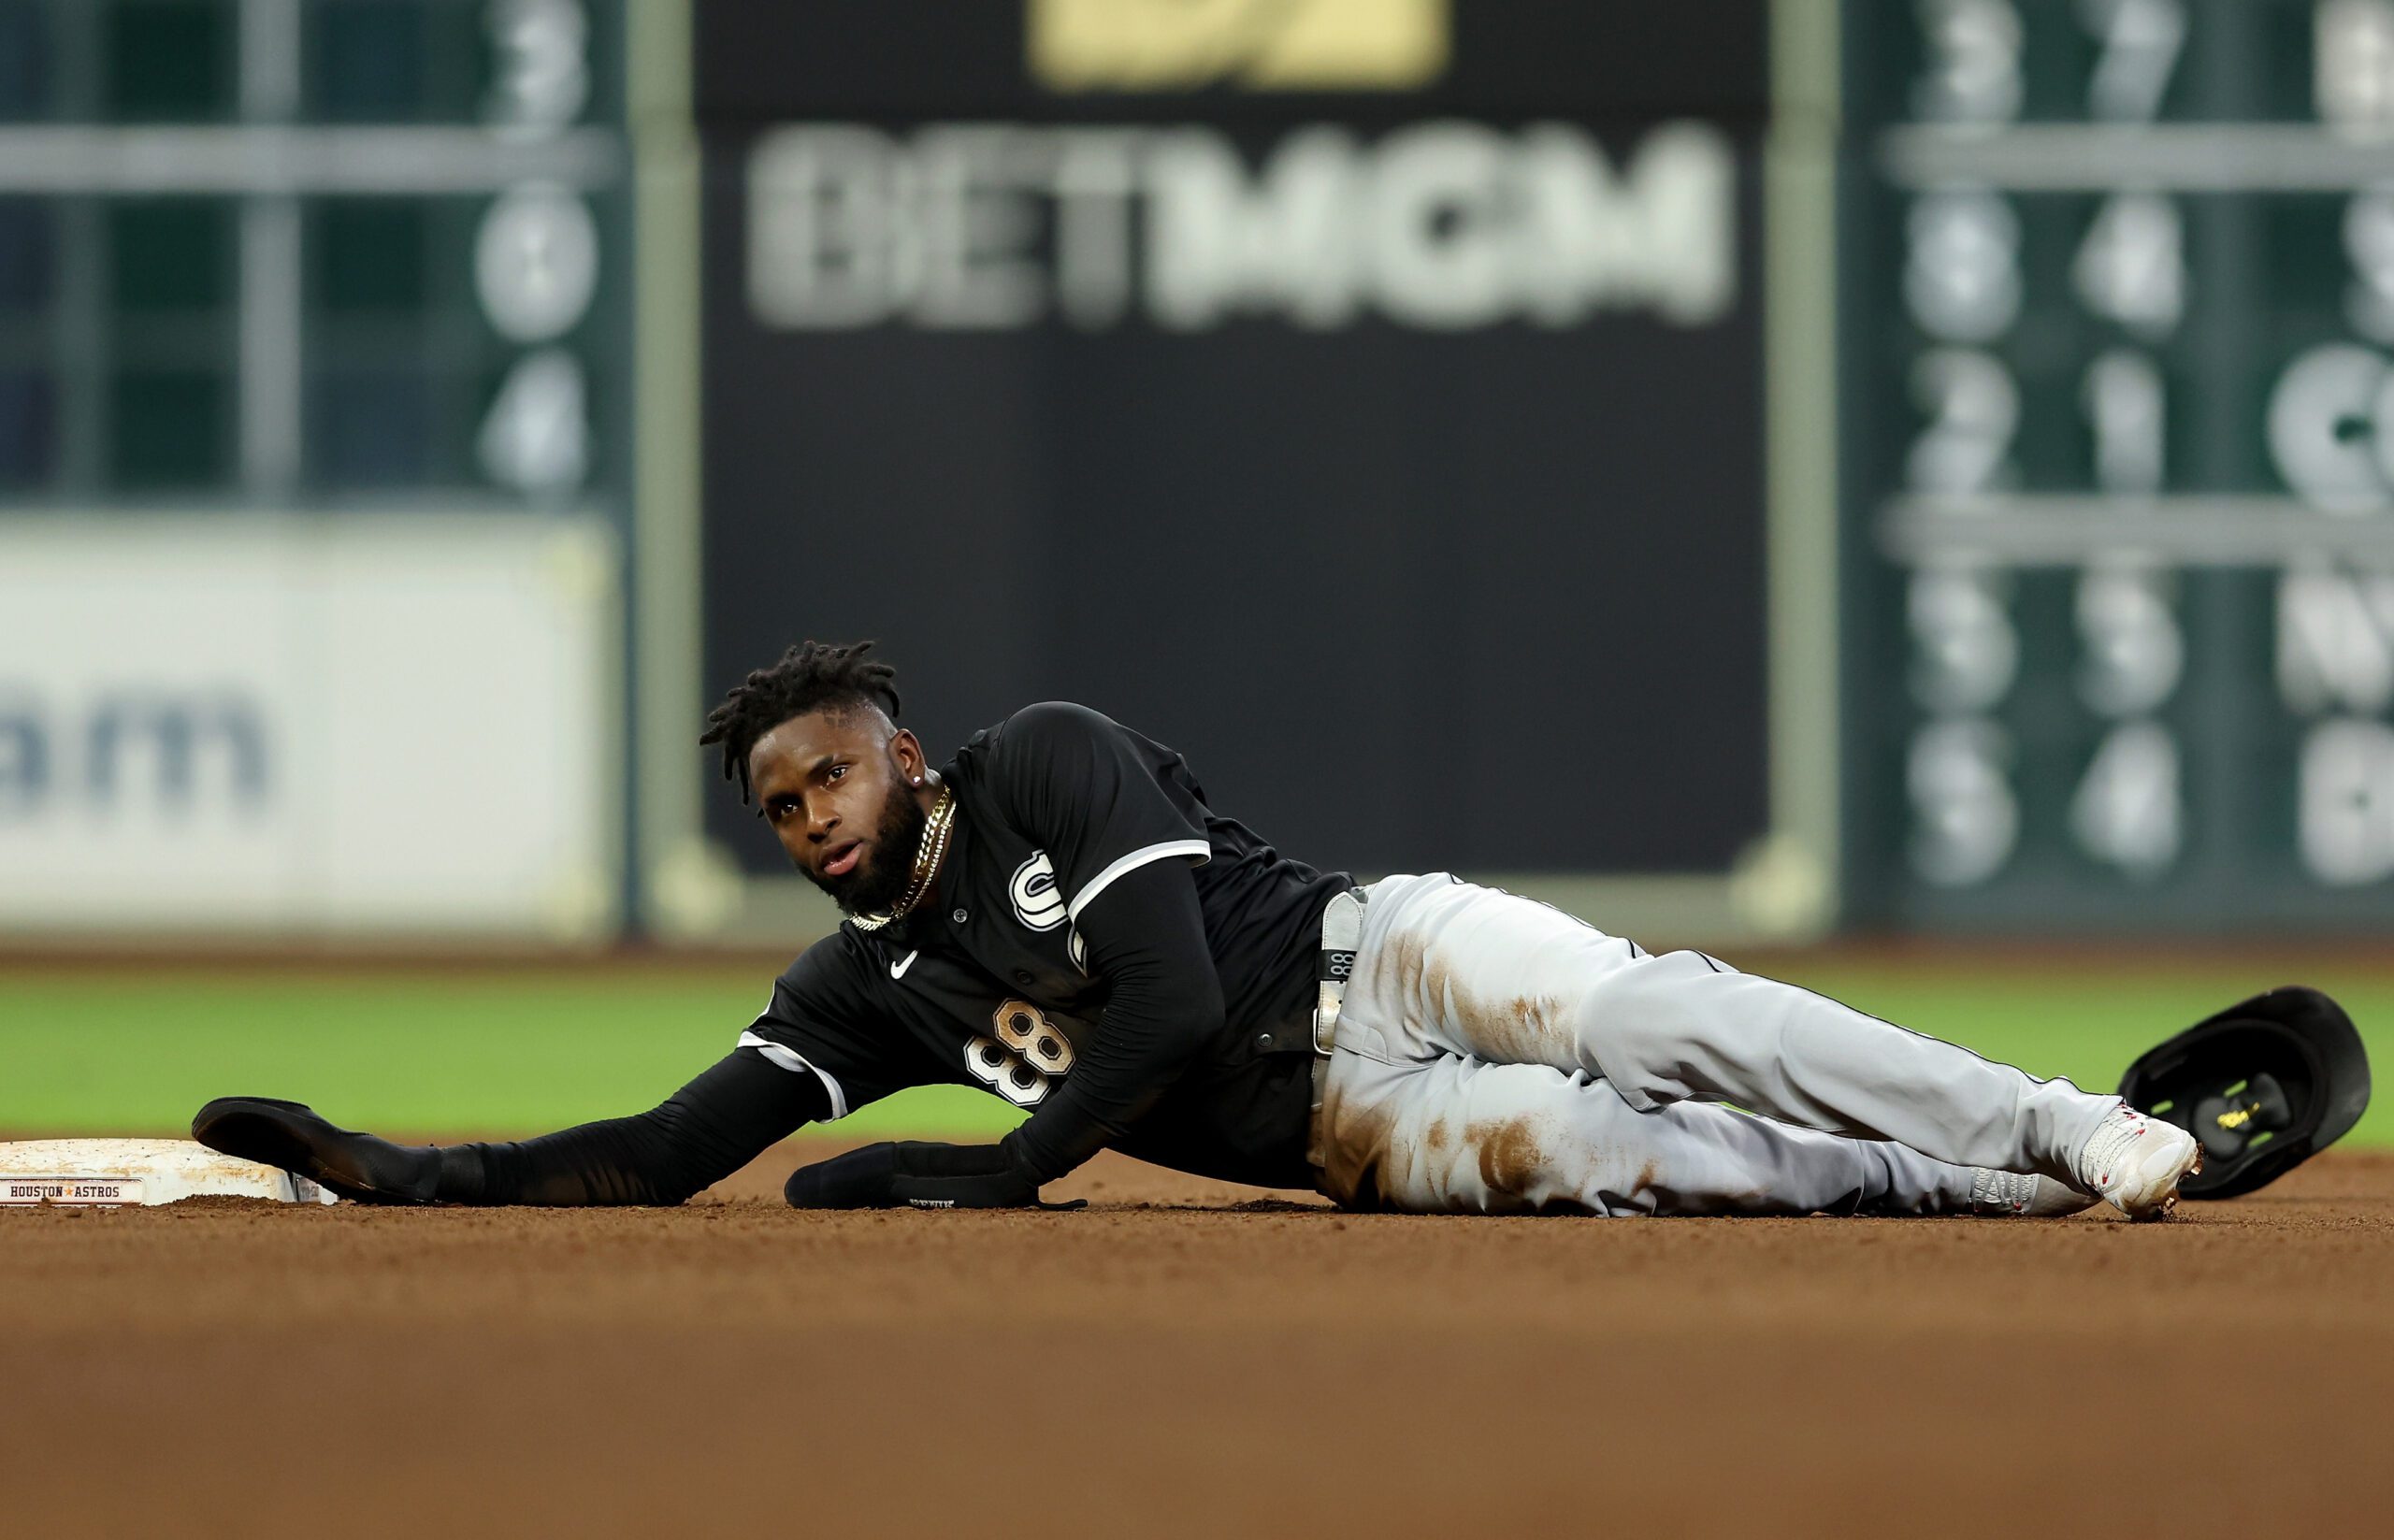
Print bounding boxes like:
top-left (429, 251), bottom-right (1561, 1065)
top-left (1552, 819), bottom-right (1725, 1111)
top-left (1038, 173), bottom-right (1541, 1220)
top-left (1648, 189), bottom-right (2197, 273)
top-left (745, 121), bottom-right (1737, 334)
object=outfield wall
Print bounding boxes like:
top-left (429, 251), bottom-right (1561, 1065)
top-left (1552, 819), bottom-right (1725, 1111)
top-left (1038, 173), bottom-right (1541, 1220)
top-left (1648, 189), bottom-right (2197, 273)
top-left (0, 518), bottom-right (621, 942)
top-left (6, 1), bottom-right (2394, 947)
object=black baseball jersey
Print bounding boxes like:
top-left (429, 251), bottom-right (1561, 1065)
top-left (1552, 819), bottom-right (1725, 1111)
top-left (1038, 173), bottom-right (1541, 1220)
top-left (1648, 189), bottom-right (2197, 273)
top-left (740, 701), bottom-right (1351, 1189)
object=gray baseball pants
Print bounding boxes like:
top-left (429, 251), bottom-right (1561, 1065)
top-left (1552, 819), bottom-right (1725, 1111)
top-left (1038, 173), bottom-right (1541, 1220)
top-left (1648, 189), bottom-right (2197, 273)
top-left (1312, 873), bottom-right (2119, 1216)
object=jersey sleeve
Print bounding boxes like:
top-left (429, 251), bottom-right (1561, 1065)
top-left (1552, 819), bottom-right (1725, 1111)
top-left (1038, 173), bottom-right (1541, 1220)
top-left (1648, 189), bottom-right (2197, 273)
top-left (736, 936), bottom-right (914, 1120)
top-left (987, 701), bottom-right (1212, 926)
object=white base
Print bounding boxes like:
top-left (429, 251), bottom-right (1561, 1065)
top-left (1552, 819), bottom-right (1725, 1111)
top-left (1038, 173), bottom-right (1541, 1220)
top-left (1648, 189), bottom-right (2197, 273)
top-left (0, 1138), bottom-right (337, 1206)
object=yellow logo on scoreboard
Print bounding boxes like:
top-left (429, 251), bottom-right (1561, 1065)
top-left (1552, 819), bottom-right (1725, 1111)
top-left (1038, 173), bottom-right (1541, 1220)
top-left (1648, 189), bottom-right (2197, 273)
top-left (1027, 0), bottom-right (1449, 92)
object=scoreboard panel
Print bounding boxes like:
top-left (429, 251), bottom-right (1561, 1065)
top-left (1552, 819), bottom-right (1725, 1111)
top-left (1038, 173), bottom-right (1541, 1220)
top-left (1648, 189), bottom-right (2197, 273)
top-left (1843, 0), bottom-right (2394, 930)
top-left (0, 1), bottom-right (633, 943)
top-left (0, 0), bottom-right (628, 511)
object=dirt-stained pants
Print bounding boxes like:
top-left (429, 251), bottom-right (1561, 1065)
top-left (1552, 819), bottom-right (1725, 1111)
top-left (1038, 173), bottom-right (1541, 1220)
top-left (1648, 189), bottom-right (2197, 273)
top-left (1314, 874), bottom-right (2120, 1216)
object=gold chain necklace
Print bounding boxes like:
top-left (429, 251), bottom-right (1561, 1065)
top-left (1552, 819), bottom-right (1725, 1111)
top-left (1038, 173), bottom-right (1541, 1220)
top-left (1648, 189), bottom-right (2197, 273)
top-left (849, 784), bottom-right (957, 931)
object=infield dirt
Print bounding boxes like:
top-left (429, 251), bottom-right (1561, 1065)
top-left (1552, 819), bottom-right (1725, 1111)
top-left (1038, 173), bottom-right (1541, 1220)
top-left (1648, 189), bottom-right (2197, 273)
top-left (4, 1144), bottom-right (2388, 1539)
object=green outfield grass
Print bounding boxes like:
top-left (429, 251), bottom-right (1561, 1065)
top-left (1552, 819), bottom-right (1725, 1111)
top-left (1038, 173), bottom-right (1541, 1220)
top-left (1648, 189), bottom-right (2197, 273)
top-left (2, 957), bottom-right (2388, 1146)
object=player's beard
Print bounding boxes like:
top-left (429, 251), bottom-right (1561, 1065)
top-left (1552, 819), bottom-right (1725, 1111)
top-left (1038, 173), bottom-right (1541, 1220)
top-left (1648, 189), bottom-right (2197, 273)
top-left (805, 777), bottom-right (930, 916)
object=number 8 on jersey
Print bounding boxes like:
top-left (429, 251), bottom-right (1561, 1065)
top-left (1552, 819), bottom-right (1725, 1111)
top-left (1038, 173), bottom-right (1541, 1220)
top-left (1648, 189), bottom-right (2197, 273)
top-left (964, 1000), bottom-right (1077, 1106)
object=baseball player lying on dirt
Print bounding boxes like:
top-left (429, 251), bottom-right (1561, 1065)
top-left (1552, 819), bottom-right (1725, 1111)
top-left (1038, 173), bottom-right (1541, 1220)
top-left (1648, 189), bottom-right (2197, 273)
top-left (196, 640), bottom-right (2204, 1220)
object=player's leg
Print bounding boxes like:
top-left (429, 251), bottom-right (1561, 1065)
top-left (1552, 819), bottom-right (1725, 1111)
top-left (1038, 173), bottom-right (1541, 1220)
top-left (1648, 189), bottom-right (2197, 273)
top-left (1316, 1050), bottom-right (2072, 1216)
top-left (1342, 873), bottom-right (2164, 1198)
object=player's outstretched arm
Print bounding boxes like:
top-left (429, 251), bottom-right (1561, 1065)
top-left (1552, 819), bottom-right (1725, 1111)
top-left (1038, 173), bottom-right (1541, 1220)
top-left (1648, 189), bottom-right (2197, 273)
top-left (193, 1048), bottom-right (830, 1206)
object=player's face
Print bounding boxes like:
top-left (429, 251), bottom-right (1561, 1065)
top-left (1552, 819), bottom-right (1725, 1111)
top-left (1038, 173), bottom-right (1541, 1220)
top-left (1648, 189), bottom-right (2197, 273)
top-left (748, 709), bottom-right (931, 914)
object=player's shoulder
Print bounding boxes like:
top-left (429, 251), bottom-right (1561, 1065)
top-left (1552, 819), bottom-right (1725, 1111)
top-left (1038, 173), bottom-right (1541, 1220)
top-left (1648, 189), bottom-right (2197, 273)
top-left (994, 698), bottom-right (1127, 749)
top-left (955, 700), bottom-right (1135, 786)
top-left (952, 701), bottom-right (1193, 827)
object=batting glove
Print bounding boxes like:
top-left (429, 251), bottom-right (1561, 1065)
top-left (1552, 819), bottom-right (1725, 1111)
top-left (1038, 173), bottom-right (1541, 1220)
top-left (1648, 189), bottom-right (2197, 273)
top-left (783, 1140), bottom-right (1085, 1211)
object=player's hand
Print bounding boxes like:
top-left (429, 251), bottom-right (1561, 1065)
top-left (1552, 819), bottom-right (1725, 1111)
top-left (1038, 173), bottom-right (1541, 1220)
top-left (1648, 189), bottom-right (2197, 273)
top-left (191, 1097), bottom-right (442, 1204)
top-left (782, 1141), bottom-right (1086, 1211)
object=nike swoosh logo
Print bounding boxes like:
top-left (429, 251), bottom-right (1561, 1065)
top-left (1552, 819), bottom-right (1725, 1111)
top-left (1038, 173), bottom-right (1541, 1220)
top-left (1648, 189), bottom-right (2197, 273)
top-left (889, 950), bottom-right (918, 980)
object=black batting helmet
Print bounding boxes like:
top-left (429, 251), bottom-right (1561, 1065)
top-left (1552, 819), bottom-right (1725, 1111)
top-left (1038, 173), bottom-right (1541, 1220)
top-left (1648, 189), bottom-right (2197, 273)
top-left (2118, 986), bottom-right (2371, 1201)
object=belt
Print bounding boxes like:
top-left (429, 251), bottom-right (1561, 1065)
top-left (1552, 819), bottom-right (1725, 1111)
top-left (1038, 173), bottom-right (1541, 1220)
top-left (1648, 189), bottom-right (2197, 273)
top-left (1304, 885), bottom-right (1364, 1178)
top-left (1312, 885), bottom-right (1364, 1056)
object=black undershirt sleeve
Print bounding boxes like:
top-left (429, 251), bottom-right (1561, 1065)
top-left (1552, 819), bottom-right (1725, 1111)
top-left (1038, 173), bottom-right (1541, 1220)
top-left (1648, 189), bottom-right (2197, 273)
top-left (436, 1048), bottom-right (831, 1206)
top-left (1001, 857), bottom-right (1224, 1185)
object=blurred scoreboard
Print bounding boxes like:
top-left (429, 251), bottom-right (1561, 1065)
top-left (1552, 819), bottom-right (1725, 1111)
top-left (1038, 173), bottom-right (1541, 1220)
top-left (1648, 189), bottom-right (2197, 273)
top-left (0, 1), bottom-right (631, 942)
top-left (0, 0), bottom-right (627, 507)
top-left (1843, 0), bottom-right (2394, 931)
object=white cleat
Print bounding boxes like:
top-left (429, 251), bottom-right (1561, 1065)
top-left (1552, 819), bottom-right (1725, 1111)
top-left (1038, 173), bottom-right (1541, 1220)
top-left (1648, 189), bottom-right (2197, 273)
top-left (2072, 1101), bottom-right (2204, 1221)
top-left (1969, 1167), bottom-right (2099, 1216)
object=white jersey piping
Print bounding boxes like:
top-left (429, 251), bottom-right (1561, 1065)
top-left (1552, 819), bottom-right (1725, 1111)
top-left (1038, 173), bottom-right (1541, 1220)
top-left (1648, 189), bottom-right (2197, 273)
top-left (1065, 839), bottom-right (1211, 924)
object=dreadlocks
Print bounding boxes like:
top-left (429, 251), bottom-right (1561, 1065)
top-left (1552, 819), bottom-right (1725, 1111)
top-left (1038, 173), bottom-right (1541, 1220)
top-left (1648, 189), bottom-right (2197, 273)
top-left (699, 639), bottom-right (903, 803)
